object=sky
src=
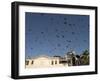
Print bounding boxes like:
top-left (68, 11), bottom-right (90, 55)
top-left (25, 12), bottom-right (89, 58)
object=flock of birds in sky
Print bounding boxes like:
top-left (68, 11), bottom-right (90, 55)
top-left (26, 13), bottom-right (89, 56)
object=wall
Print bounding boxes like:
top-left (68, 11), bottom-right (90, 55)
top-left (26, 57), bottom-right (66, 68)
top-left (0, 0), bottom-right (99, 81)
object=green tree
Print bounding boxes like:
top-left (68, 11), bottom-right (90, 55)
top-left (83, 49), bottom-right (89, 55)
top-left (81, 49), bottom-right (89, 65)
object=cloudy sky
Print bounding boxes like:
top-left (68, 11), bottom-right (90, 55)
top-left (25, 12), bottom-right (89, 58)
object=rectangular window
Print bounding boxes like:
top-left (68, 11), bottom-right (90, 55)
top-left (55, 61), bottom-right (57, 64)
top-left (51, 61), bottom-right (53, 65)
top-left (31, 61), bottom-right (34, 64)
top-left (25, 61), bottom-right (29, 65)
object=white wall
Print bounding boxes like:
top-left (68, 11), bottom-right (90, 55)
top-left (0, 0), bottom-right (99, 81)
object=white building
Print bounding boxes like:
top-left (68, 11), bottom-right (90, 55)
top-left (25, 55), bottom-right (68, 68)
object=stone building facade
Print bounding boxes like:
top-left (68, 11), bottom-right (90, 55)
top-left (25, 55), bottom-right (68, 68)
top-left (25, 50), bottom-right (83, 68)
